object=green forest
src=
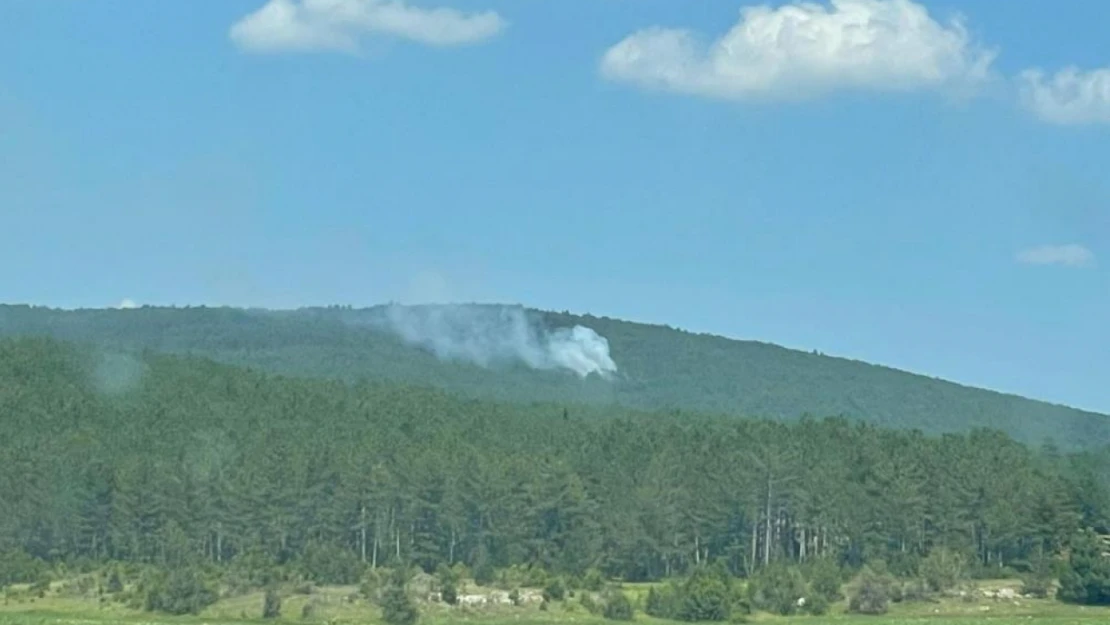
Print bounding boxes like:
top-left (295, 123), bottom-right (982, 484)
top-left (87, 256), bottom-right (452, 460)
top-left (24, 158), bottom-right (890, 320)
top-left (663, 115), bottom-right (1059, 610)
top-left (2, 304), bottom-right (1108, 450)
top-left (3, 335), bottom-right (1110, 622)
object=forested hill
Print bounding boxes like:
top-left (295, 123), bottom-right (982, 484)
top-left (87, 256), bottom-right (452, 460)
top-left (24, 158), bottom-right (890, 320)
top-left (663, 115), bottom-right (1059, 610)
top-left (2, 336), bottom-right (1109, 580)
top-left (0, 303), bottom-right (1106, 449)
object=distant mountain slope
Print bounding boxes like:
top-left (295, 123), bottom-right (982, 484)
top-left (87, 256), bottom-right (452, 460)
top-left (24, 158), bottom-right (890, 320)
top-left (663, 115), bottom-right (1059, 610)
top-left (1, 303), bottom-right (1106, 448)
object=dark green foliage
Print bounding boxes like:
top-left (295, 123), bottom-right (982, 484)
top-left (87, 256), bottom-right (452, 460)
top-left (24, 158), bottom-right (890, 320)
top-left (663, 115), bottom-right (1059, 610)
top-left (802, 593), bottom-right (829, 615)
top-left (602, 589), bottom-right (634, 621)
top-left (677, 567), bottom-right (732, 622)
top-left (579, 592), bottom-right (599, 614)
top-left (379, 568), bottom-right (419, 625)
top-left (263, 588), bottom-right (282, 619)
top-left (106, 569), bottom-right (124, 594)
top-left (473, 562), bottom-right (496, 587)
top-left (508, 588), bottom-right (522, 606)
top-left (543, 576), bottom-right (567, 602)
top-left (848, 567), bottom-right (895, 615)
top-left (438, 570), bottom-right (458, 606)
top-left (645, 584), bottom-right (680, 619)
top-left (1, 303), bottom-right (1106, 450)
top-left (299, 541), bottom-right (364, 585)
top-left (143, 568), bottom-right (218, 615)
top-left (920, 547), bottom-right (967, 592)
top-left (1058, 530), bottom-right (1110, 605)
top-left (0, 551), bottom-right (48, 588)
top-left (747, 564), bottom-right (806, 615)
top-left (439, 582), bottom-right (458, 605)
top-left (803, 558), bottom-right (843, 603)
top-left (581, 568), bottom-right (604, 591)
top-left (0, 336), bottom-right (1108, 595)
top-left (360, 570), bottom-right (384, 602)
top-left (301, 600), bottom-right (317, 620)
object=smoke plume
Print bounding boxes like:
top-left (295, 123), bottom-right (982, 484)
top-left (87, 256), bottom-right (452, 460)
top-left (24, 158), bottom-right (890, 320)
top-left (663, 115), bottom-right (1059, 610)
top-left (375, 304), bottom-right (618, 378)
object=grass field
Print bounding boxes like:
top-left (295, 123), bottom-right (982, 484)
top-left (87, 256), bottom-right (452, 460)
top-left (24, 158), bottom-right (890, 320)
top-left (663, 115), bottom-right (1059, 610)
top-left (3, 578), bottom-right (1110, 625)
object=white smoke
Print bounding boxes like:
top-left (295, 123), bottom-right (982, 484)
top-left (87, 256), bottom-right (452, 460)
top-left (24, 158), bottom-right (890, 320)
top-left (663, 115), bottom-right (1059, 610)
top-left (376, 304), bottom-right (618, 378)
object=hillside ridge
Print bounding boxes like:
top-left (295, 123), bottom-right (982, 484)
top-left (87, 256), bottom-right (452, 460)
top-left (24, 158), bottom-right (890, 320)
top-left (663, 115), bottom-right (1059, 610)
top-left (0, 302), bottom-right (1106, 448)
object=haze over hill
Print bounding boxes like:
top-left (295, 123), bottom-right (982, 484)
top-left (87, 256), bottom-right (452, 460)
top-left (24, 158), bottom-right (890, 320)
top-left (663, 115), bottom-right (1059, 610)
top-left (1, 302), bottom-right (1105, 449)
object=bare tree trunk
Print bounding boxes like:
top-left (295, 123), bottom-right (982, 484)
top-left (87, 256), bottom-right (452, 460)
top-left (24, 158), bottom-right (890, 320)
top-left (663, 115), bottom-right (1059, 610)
top-left (764, 473), bottom-right (773, 566)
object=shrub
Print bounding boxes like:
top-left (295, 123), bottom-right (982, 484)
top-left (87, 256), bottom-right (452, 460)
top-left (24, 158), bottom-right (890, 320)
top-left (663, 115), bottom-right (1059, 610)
top-left (543, 576), bottom-right (567, 602)
top-left (1021, 553), bottom-right (1056, 599)
top-left (804, 558), bottom-right (844, 603)
top-left (802, 593), bottom-right (829, 616)
top-left (263, 588), bottom-right (282, 619)
top-left (1058, 530), bottom-right (1110, 605)
top-left (473, 562), bottom-right (496, 587)
top-left (301, 601), bottom-right (317, 620)
top-left (106, 569), bottom-right (124, 594)
top-left (143, 568), bottom-right (218, 615)
top-left (579, 592), bottom-right (600, 614)
top-left (678, 567), bottom-right (731, 622)
top-left (380, 568), bottom-right (419, 625)
top-left (848, 568), bottom-right (894, 615)
top-left (747, 564), bottom-right (806, 616)
top-left (360, 568), bottom-right (385, 602)
top-left (602, 590), bottom-right (634, 621)
top-left (645, 584), bottom-right (680, 619)
top-left (298, 541), bottom-right (364, 585)
top-left (920, 548), bottom-right (967, 593)
top-left (582, 568), bottom-right (605, 592)
top-left (435, 563), bottom-right (458, 605)
top-left (509, 588), bottom-right (522, 606)
top-left (900, 578), bottom-right (933, 603)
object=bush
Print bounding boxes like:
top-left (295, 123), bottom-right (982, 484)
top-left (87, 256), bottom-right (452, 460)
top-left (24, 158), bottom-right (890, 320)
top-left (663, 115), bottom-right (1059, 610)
top-left (263, 588), bottom-right (282, 619)
top-left (298, 541), bottom-right (364, 585)
top-left (678, 567), bottom-right (731, 622)
top-left (380, 568), bottom-right (419, 625)
top-left (0, 550), bottom-right (48, 587)
top-left (106, 569), bottom-right (124, 594)
top-left (747, 564), bottom-right (806, 615)
top-left (143, 568), bottom-right (218, 615)
top-left (579, 592), bottom-right (600, 614)
top-left (473, 562), bottom-right (496, 587)
top-left (645, 584), bottom-right (680, 619)
top-left (582, 568), bottom-right (605, 592)
top-left (1020, 553), bottom-right (1056, 599)
top-left (900, 578), bottom-right (933, 603)
top-left (804, 558), bottom-right (844, 603)
top-left (301, 600), bottom-right (317, 620)
top-left (1058, 530), bottom-right (1110, 605)
top-left (360, 569), bottom-right (385, 602)
top-left (848, 568), bottom-right (894, 615)
top-left (509, 588), bottom-right (522, 606)
top-left (920, 548), bottom-right (967, 593)
top-left (801, 593), bottom-right (829, 616)
top-left (436, 563), bottom-right (458, 605)
top-left (603, 590), bottom-right (634, 621)
top-left (543, 576), bottom-right (567, 602)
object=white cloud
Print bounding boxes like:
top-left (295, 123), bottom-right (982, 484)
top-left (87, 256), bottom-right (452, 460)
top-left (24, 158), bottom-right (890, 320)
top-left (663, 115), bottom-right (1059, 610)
top-left (1018, 66), bottom-right (1110, 125)
top-left (116, 298), bottom-right (139, 309)
top-left (229, 0), bottom-right (506, 53)
top-left (1016, 244), bottom-right (1095, 268)
top-left (600, 0), bottom-right (996, 101)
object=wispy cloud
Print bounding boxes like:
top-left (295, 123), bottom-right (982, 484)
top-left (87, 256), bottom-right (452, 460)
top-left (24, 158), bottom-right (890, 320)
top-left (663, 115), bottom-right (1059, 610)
top-left (1016, 244), bottom-right (1096, 268)
top-left (229, 0), bottom-right (506, 54)
top-left (599, 0), bottom-right (996, 101)
top-left (1018, 66), bottom-right (1110, 125)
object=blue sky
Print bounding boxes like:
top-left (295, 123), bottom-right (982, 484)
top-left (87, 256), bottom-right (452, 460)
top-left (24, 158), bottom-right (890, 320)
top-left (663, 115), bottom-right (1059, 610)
top-left (2, 0), bottom-right (1109, 412)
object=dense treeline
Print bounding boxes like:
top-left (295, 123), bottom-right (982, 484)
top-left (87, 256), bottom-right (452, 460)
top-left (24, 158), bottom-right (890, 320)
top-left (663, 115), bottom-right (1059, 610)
top-left (2, 303), bottom-right (1108, 450)
top-left (2, 337), bottom-right (1108, 591)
